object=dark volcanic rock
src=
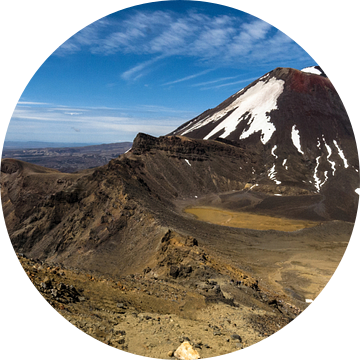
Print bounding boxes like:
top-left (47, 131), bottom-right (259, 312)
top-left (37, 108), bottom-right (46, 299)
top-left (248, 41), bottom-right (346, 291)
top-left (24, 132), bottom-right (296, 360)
top-left (170, 266), bottom-right (180, 278)
top-left (230, 334), bottom-right (242, 342)
top-left (169, 67), bottom-right (359, 222)
top-left (170, 265), bottom-right (192, 279)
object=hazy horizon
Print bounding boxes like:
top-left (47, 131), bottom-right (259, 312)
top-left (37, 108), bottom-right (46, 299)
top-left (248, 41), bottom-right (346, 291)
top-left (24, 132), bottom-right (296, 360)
top-left (3, 139), bottom-right (133, 150)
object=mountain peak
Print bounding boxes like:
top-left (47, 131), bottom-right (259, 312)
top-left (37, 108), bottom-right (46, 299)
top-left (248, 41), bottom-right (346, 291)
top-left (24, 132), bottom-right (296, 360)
top-left (169, 66), bottom-right (358, 208)
top-left (170, 67), bottom-right (338, 144)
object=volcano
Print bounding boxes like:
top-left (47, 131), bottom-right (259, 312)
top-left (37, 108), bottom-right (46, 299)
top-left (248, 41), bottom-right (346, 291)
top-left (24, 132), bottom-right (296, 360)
top-left (1, 66), bottom-right (358, 358)
top-left (170, 67), bottom-right (359, 220)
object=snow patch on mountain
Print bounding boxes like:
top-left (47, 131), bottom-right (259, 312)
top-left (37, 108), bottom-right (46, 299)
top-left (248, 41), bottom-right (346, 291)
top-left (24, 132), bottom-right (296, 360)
top-left (301, 66), bottom-right (322, 75)
top-left (314, 156), bottom-right (322, 192)
top-left (180, 116), bottom-right (211, 136)
top-left (237, 78), bottom-right (284, 144)
top-left (185, 159), bottom-right (191, 167)
top-left (291, 125), bottom-right (304, 154)
top-left (320, 170), bottom-right (329, 188)
top-left (282, 159), bottom-right (288, 170)
top-left (317, 138), bottom-right (321, 149)
top-left (190, 77), bottom-right (284, 144)
top-left (323, 136), bottom-right (336, 175)
top-left (268, 164), bottom-right (281, 185)
top-left (259, 73), bottom-right (270, 81)
top-left (271, 145), bottom-right (278, 159)
top-left (333, 140), bottom-right (349, 168)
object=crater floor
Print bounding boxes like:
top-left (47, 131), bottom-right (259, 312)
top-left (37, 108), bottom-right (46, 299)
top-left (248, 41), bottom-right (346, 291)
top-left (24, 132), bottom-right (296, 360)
top-left (184, 206), bottom-right (319, 232)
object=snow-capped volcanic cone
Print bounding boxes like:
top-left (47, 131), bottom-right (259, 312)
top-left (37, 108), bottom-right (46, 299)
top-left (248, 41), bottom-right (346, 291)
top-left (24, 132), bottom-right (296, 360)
top-left (170, 67), bottom-right (359, 221)
top-left (170, 67), bottom-right (346, 149)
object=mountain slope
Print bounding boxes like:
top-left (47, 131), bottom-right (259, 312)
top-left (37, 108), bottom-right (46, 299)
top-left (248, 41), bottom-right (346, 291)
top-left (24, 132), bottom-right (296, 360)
top-left (1, 131), bottom-right (356, 273)
top-left (0, 133), bottom-right (354, 317)
top-left (1, 66), bottom-right (358, 321)
top-left (170, 67), bottom-right (359, 219)
top-left (170, 67), bottom-right (350, 145)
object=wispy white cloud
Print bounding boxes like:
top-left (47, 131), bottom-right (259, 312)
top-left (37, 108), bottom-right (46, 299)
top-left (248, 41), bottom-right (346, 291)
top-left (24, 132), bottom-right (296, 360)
top-left (18, 101), bottom-right (51, 105)
top-left (163, 69), bottom-right (213, 86)
top-left (121, 55), bottom-right (164, 81)
top-left (148, 17), bottom-right (196, 55)
top-left (200, 77), bottom-right (258, 90)
top-left (56, 19), bottom-right (111, 56)
top-left (8, 102), bottom-right (195, 142)
top-left (219, 20), bottom-right (273, 63)
top-left (56, 9), bottom-right (310, 79)
top-left (12, 108), bottom-right (88, 123)
top-left (192, 76), bottom-right (239, 87)
top-left (64, 112), bottom-right (82, 116)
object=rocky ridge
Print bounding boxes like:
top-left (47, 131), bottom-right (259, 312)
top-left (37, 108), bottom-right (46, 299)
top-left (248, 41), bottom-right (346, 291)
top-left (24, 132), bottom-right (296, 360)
top-left (17, 235), bottom-right (301, 359)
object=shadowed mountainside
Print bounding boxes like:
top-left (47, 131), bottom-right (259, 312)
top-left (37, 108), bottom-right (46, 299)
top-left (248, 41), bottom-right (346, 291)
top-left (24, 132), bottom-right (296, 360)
top-left (1, 133), bottom-right (356, 278)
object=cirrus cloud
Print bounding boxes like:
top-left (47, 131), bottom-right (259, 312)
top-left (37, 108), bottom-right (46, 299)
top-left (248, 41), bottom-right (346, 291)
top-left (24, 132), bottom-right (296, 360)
top-left (56, 9), bottom-right (309, 81)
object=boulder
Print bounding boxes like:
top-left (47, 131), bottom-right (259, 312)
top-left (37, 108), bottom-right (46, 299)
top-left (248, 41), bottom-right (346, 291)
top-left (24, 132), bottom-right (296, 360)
top-left (40, 277), bottom-right (52, 290)
top-left (230, 334), bottom-right (242, 342)
top-left (222, 291), bottom-right (234, 301)
top-left (179, 336), bottom-right (191, 343)
top-left (197, 282), bottom-right (211, 291)
top-left (117, 302), bottom-right (126, 309)
top-left (170, 266), bottom-right (180, 278)
top-left (181, 265), bottom-right (192, 274)
top-left (57, 282), bottom-right (65, 291)
top-left (183, 236), bottom-right (198, 247)
top-left (170, 265), bottom-right (193, 279)
top-left (207, 279), bottom-right (217, 286)
top-left (213, 285), bottom-right (221, 294)
top-left (174, 342), bottom-right (200, 360)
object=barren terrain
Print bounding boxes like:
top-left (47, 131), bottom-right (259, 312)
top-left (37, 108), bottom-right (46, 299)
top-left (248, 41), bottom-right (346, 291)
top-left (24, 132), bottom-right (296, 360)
top-left (15, 210), bottom-right (349, 358)
top-left (17, 247), bottom-right (299, 359)
top-left (1, 133), bottom-right (356, 358)
top-left (181, 203), bottom-right (348, 303)
top-left (184, 206), bottom-right (319, 231)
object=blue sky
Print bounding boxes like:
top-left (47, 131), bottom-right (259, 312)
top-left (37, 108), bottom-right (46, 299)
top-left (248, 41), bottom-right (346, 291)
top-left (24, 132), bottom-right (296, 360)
top-left (6, 1), bottom-right (316, 144)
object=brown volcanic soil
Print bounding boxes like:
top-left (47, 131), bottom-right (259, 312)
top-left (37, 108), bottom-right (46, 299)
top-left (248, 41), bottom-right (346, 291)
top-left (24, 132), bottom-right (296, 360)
top-left (184, 206), bottom-right (319, 231)
top-left (171, 199), bottom-right (351, 306)
top-left (17, 237), bottom-right (301, 359)
top-left (0, 133), bottom-right (356, 358)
